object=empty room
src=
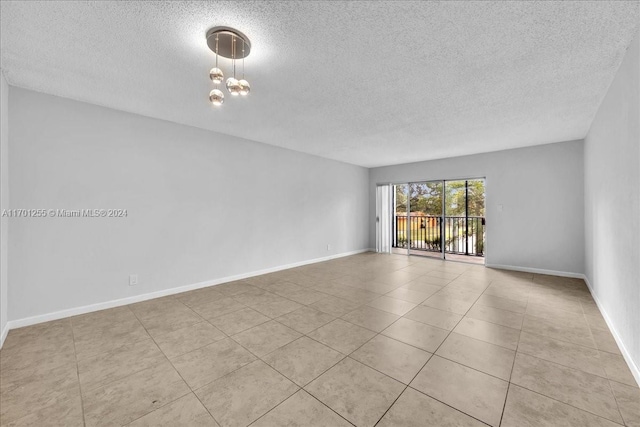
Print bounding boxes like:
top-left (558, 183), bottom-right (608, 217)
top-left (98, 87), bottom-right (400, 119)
top-left (0, 1), bottom-right (639, 426)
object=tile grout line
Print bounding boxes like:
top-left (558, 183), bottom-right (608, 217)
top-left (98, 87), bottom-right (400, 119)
top-left (588, 321), bottom-right (626, 425)
top-left (151, 282), bottom-right (346, 407)
top-left (505, 276), bottom-right (630, 426)
top-left (408, 271), bottom-right (521, 426)
top-left (125, 304), bottom-right (206, 425)
top-left (72, 300), bottom-right (216, 392)
top-left (479, 271), bottom-right (534, 427)
top-left (0, 257), bottom-right (350, 424)
top-left (242, 266), bottom-right (442, 426)
top-left (247, 391), bottom-right (357, 427)
top-left (7, 254), bottom-right (630, 426)
top-left (203, 334), bottom-right (302, 426)
top-left (372, 270), bottom-right (497, 427)
top-left (499, 303), bottom-right (525, 426)
top-left (606, 379), bottom-right (635, 427)
top-left (578, 296), bottom-right (628, 426)
top-left (507, 382), bottom-right (627, 427)
top-left (515, 374), bottom-right (629, 425)
top-left (120, 262), bottom-right (460, 425)
top-left (149, 300), bottom-right (241, 426)
top-left (374, 270), bottom-right (467, 425)
top-left (516, 331), bottom-right (626, 382)
top-left (247, 344), bottom-right (355, 427)
top-left (72, 312), bottom-right (152, 360)
top-left (69, 318), bottom-right (88, 427)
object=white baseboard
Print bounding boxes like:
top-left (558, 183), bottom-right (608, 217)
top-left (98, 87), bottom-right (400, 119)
top-left (582, 274), bottom-right (640, 387)
top-left (0, 248), bottom-right (372, 346)
top-left (485, 263), bottom-right (584, 279)
top-left (0, 323), bottom-right (8, 348)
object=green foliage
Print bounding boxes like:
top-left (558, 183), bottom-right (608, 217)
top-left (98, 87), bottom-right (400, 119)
top-left (394, 180), bottom-right (485, 255)
top-left (425, 236), bottom-right (441, 251)
top-left (443, 180), bottom-right (485, 217)
top-left (395, 180), bottom-right (485, 217)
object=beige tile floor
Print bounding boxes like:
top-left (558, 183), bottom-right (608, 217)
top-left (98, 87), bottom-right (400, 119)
top-left (1, 253), bottom-right (638, 426)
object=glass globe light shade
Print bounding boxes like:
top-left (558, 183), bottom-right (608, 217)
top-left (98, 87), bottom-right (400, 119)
top-left (226, 77), bottom-right (241, 96)
top-left (238, 79), bottom-right (251, 96)
top-left (209, 89), bottom-right (224, 106)
top-left (209, 68), bottom-right (224, 84)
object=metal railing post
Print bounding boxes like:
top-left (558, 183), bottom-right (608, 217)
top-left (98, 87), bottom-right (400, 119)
top-left (465, 180), bottom-right (469, 256)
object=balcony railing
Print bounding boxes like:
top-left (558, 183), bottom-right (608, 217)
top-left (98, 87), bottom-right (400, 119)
top-left (393, 215), bottom-right (485, 257)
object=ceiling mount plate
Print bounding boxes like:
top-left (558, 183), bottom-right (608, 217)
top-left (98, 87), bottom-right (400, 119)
top-left (206, 26), bottom-right (251, 59)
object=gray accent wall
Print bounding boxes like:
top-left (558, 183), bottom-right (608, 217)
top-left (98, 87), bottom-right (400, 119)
top-left (584, 30), bottom-right (639, 377)
top-left (7, 87), bottom-right (370, 322)
top-left (369, 141), bottom-right (585, 275)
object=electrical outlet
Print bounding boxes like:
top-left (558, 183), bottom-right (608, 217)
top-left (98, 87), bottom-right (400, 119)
top-left (129, 274), bottom-right (138, 286)
top-left (327, 244), bottom-right (331, 251)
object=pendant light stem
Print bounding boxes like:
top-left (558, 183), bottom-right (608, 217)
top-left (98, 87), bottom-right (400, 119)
top-left (215, 34), bottom-right (219, 68)
top-left (232, 35), bottom-right (236, 78)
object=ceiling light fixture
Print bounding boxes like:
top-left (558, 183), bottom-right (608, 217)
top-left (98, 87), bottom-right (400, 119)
top-left (206, 26), bottom-right (251, 107)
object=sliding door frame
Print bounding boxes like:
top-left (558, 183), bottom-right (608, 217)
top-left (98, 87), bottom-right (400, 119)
top-left (379, 176), bottom-right (487, 262)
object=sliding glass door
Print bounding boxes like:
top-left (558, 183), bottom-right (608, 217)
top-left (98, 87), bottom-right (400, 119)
top-left (408, 182), bottom-right (444, 258)
top-left (444, 180), bottom-right (485, 258)
top-left (389, 178), bottom-right (485, 263)
top-left (392, 184), bottom-right (409, 253)
top-left (392, 181), bottom-right (444, 259)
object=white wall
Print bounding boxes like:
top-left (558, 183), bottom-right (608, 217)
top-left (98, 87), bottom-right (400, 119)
top-left (7, 87), bottom-right (370, 323)
top-left (584, 30), bottom-right (639, 379)
top-left (0, 71), bottom-right (9, 343)
top-left (369, 141), bottom-right (585, 275)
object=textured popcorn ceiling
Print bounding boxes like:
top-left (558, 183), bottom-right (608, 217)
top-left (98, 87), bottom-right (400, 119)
top-left (1, 1), bottom-right (638, 167)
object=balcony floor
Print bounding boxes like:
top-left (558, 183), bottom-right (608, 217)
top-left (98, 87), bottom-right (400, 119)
top-left (392, 248), bottom-right (486, 265)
